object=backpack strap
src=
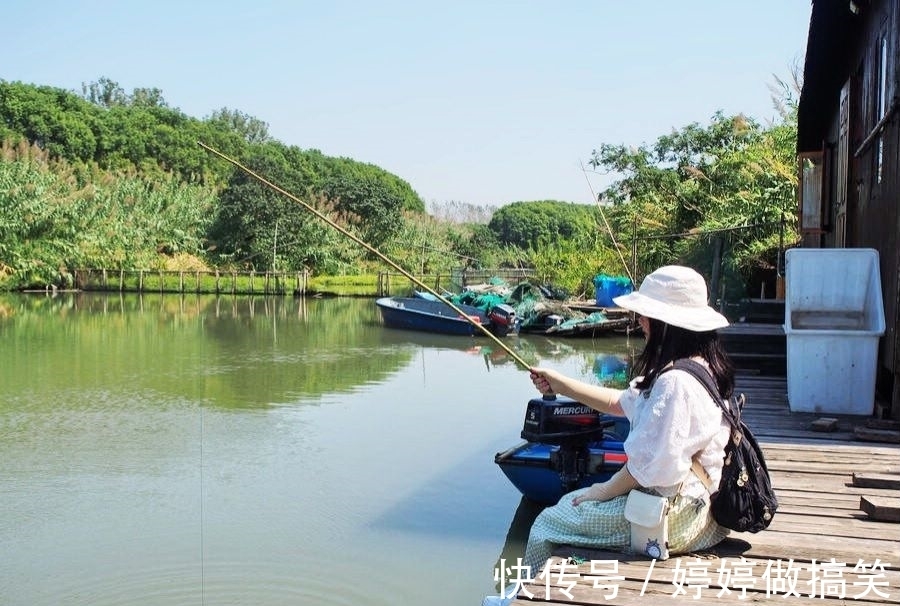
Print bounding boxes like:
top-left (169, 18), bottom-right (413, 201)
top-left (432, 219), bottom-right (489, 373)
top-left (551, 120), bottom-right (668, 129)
top-left (658, 359), bottom-right (735, 494)
top-left (665, 358), bottom-right (741, 427)
top-left (691, 456), bottom-right (714, 492)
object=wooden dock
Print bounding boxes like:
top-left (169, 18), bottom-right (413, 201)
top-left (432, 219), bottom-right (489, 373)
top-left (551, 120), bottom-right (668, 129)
top-left (499, 373), bottom-right (900, 605)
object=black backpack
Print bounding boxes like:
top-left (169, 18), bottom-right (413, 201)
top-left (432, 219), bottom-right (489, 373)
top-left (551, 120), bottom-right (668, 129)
top-left (662, 359), bottom-right (778, 533)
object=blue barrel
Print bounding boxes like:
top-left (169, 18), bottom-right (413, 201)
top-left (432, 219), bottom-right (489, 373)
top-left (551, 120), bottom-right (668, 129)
top-left (594, 274), bottom-right (633, 307)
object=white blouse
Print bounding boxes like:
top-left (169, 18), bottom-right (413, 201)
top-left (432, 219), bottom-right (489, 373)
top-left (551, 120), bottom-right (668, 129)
top-left (618, 365), bottom-right (730, 499)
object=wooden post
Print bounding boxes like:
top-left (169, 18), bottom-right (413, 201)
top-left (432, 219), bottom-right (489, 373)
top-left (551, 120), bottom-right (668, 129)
top-left (709, 236), bottom-right (724, 307)
top-left (631, 215), bottom-right (638, 286)
top-left (139, 270), bottom-right (144, 292)
top-left (215, 269), bottom-right (220, 294)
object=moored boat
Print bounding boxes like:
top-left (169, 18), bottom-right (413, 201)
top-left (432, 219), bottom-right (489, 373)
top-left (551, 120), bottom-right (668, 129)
top-left (375, 296), bottom-right (516, 337)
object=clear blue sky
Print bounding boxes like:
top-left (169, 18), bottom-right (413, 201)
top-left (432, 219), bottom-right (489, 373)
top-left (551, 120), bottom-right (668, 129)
top-left (6, 1), bottom-right (811, 208)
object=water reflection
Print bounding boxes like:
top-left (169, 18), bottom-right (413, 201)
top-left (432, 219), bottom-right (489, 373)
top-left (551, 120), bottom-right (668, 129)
top-left (1, 292), bottom-right (414, 409)
top-left (492, 496), bottom-right (547, 589)
top-left (1, 292), bottom-right (639, 606)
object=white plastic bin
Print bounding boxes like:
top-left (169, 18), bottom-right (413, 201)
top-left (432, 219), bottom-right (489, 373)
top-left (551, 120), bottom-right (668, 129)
top-left (783, 248), bottom-right (885, 415)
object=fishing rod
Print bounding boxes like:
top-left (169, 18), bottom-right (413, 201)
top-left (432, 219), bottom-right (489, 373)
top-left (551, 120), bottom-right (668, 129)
top-left (580, 160), bottom-right (635, 285)
top-left (198, 141), bottom-right (532, 370)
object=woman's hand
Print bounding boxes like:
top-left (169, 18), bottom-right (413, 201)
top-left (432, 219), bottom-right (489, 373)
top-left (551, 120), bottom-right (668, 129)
top-left (530, 367), bottom-right (625, 415)
top-left (529, 367), bottom-right (566, 395)
top-left (572, 482), bottom-right (619, 505)
top-left (571, 466), bottom-right (638, 506)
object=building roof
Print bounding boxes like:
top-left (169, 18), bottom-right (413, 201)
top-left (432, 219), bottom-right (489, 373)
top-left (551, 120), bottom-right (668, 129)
top-left (797, 0), bottom-right (864, 152)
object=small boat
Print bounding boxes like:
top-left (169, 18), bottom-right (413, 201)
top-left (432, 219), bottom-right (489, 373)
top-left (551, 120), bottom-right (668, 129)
top-left (519, 313), bottom-right (633, 337)
top-left (494, 394), bottom-right (630, 504)
top-left (375, 296), bottom-right (516, 337)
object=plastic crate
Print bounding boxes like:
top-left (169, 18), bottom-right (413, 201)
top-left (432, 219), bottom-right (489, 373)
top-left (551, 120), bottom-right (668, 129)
top-left (783, 248), bottom-right (885, 415)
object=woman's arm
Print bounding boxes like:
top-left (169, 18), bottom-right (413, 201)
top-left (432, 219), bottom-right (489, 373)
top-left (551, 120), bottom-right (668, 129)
top-left (529, 367), bottom-right (625, 416)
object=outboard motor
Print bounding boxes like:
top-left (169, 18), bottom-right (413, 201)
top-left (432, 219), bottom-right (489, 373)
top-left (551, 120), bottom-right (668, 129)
top-left (487, 304), bottom-right (518, 336)
top-left (521, 394), bottom-right (617, 493)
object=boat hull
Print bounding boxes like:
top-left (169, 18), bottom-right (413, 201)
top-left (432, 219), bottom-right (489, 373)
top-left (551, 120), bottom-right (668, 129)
top-left (375, 297), bottom-right (493, 336)
top-left (495, 439), bottom-right (628, 505)
top-left (495, 410), bottom-right (629, 505)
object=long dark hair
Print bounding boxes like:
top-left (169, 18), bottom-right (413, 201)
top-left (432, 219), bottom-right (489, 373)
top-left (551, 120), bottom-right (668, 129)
top-left (633, 317), bottom-right (735, 398)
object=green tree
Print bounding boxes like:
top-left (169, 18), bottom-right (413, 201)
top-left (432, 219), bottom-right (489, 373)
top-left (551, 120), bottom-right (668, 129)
top-left (206, 108), bottom-right (271, 145)
top-left (488, 200), bottom-right (599, 249)
top-left (208, 142), bottom-right (356, 273)
top-left (0, 81), bottom-right (100, 161)
top-left (0, 141), bottom-right (216, 289)
top-left (591, 110), bottom-right (798, 296)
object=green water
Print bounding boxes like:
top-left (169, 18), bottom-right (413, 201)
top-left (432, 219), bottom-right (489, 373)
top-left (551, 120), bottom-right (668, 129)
top-left (0, 292), bottom-right (635, 605)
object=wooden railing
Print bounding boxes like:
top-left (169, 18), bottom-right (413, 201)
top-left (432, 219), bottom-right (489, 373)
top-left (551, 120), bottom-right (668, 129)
top-left (74, 269), bottom-right (309, 295)
top-left (73, 267), bottom-right (536, 297)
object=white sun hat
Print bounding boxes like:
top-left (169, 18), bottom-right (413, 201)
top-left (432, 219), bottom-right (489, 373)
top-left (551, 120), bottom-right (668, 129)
top-left (612, 265), bottom-right (729, 331)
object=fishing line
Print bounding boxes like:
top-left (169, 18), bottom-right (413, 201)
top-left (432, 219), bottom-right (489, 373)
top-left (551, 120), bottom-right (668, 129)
top-left (580, 160), bottom-right (634, 285)
top-left (198, 141), bottom-right (532, 370)
top-left (199, 402), bottom-right (205, 606)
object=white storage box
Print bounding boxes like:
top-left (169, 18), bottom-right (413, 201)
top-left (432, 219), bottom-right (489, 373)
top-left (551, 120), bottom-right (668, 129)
top-left (783, 248), bottom-right (885, 415)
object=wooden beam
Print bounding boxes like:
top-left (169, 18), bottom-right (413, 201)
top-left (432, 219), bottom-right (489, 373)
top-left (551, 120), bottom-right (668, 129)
top-left (854, 426), bottom-right (900, 443)
top-left (859, 495), bottom-right (900, 522)
top-left (853, 472), bottom-right (900, 490)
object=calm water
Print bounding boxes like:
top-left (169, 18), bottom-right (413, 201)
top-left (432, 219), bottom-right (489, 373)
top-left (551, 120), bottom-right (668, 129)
top-left (0, 293), bottom-right (636, 606)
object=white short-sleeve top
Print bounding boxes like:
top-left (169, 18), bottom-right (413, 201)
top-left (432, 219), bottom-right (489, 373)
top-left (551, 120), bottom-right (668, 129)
top-left (618, 362), bottom-right (730, 498)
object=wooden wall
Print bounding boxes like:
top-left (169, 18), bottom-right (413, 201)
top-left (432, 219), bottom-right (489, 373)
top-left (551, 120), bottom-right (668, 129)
top-left (804, 0), bottom-right (900, 417)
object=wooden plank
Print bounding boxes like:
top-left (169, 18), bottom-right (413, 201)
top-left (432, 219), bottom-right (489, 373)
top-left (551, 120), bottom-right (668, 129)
top-left (761, 441), bottom-right (900, 456)
top-left (537, 553), bottom-right (900, 582)
top-left (764, 513), bottom-right (900, 537)
top-left (763, 464), bottom-right (900, 478)
top-left (768, 471), bottom-right (900, 494)
top-left (778, 503), bottom-right (872, 517)
top-left (776, 492), bottom-right (863, 506)
top-left (766, 456), bottom-right (900, 468)
top-left (765, 447), bottom-right (900, 461)
top-left (854, 427), bottom-right (900, 443)
top-left (859, 496), bottom-right (900, 522)
top-left (854, 473), bottom-right (900, 490)
top-left (866, 419), bottom-right (900, 431)
top-left (513, 555), bottom-right (900, 605)
top-left (511, 577), bottom-right (896, 605)
top-left (719, 529), bottom-right (900, 563)
top-left (811, 417), bottom-right (840, 432)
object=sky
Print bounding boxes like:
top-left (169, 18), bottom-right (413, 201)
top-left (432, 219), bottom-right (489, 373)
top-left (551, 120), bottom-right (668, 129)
top-left (6, 1), bottom-right (811, 208)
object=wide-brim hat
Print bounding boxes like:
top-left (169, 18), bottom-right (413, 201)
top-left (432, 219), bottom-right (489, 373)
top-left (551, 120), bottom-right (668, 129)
top-left (612, 265), bottom-right (729, 332)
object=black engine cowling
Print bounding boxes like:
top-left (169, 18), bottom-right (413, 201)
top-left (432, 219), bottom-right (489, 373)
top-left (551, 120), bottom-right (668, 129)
top-left (521, 394), bottom-right (613, 445)
top-left (520, 394), bottom-right (621, 493)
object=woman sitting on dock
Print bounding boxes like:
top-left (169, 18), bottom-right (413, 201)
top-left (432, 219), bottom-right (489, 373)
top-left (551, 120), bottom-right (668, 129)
top-left (524, 265), bottom-right (734, 571)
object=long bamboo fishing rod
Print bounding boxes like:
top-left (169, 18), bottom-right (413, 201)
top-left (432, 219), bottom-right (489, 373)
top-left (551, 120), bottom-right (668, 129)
top-left (198, 141), bottom-right (532, 370)
top-left (580, 160), bottom-right (634, 285)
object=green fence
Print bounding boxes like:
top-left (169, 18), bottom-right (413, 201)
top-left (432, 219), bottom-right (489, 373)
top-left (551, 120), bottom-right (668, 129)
top-left (74, 269), bottom-right (309, 295)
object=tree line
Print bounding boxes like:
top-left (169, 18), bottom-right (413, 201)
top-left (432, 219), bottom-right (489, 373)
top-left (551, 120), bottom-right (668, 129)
top-left (0, 77), bottom-right (799, 299)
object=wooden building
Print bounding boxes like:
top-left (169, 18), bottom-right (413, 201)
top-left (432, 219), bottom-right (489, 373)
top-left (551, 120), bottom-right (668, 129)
top-left (797, 0), bottom-right (900, 419)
